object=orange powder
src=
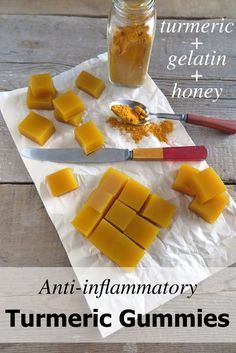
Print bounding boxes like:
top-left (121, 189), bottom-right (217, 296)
top-left (109, 24), bottom-right (153, 86)
top-left (107, 117), bottom-right (174, 144)
top-left (111, 104), bottom-right (147, 125)
top-left (149, 120), bottom-right (174, 141)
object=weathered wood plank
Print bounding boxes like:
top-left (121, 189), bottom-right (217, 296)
top-left (0, 184), bottom-right (235, 267)
top-left (0, 0), bottom-right (111, 17)
top-left (138, 344), bottom-right (236, 353)
top-left (0, 0), bottom-right (235, 18)
top-left (0, 17), bottom-right (235, 81)
top-left (0, 184), bottom-right (70, 267)
top-left (0, 343), bottom-right (236, 353)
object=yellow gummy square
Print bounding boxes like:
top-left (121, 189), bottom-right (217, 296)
top-left (141, 194), bottom-right (176, 228)
top-left (29, 73), bottom-right (57, 98)
top-left (53, 90), bottom-right (85, 121)
top-left (89, 219), bottom-right (145, 270)
top-left (86, 187), bottom-right (114, 214)
top-left (76, 70), bottom-right (105, 99)
top-left (105, 200), bottom-right (136, 231)
top-left (54, 110), bottom-right (83, 127)
top-left (189, 167), bottom-right (226, 204)
top-left (189, 193), bottom-right (229, 224)
top-left (71, 204), bottom-right (102, 237)
top-left (172, 164), bottom-right (199, 196)
top-left (99, 168), bottom-right (128, 197)
top-left (26, 87), bottom-right (54, 110)
top-left (18, 111), bottom-right (55, 146)
top-left (124, 215), bottom-right (159, 250)
top-left (118, 178), bottom-right (150, 211)
top-left (46, 168), bottom-right (79, 197)
top-left (74, 120), bottom-right (104, 155)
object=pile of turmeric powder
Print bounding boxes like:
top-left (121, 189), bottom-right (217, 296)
top-left (107, 117), bottom-right (174, 143)
top-left (111, 104), bottom-right (147, 125)
top-left (108, 104), bottom-right (174, 143)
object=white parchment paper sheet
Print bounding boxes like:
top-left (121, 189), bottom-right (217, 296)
top-left (0, 54), bottom-right (236, 338)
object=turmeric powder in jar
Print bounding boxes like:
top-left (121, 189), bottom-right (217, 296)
top-left (108, 0), bottom-right (156, 87)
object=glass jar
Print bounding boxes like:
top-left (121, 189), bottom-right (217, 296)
top-left (107, 0), bottom-right (156, 87)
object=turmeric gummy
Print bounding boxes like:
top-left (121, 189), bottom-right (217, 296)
top-left (124, 215), bottom-right (159, 250)
top-left (46, 168), bottom-right (79, 197)
top-left (76, 71), bottom-right (105, 99)
top-left (54, 110), bottom-right (83, 127)
top-left (29, 73), bottom-right (56, 98)
top-left (26, 87), bottom-right (55, 110)
top-left (172, 164), bottom-right (199, 196)
top-left (71, 168), bottom-right (176, 270)
top-left (53, 90), bottom-right (85, 122)
top-left (72, 205), bottom-right (102, 237)
top-left (89, 219), bottom-right (145, 270)
top-left (74, 120), bottom-right (104, 155)
top-left (99, 168), bottom-right (128, 197)
top-left (118, 178), bottom-right (150, 211)
top-left (18, 112), bottom-right (55, 145)
top-left (86, 188), bottom-right (114, 215)
top-left (141, 194), bottom-right (176, 228)
top-left (189, 167), bottom-right (227, 204)
top-left (189, 193), bottom-right (229, 224)
top-left (105, 200), bottom-right (136, 231)
top-left (172, 164), bottom-right (229, 223)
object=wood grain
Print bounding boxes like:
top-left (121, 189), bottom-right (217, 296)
top-left (0, 343), bottom-right (236, 353)
top-left (0, 184), bottom-right (70, 267)
top-left (0, 0), bottom-right (235, 18)
top-left (0, 16), bottom-right (235, 80)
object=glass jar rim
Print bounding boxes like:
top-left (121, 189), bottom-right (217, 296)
top-left (113, 0), bottom-right (155, 16)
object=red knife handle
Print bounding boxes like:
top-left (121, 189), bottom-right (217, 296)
top-left (186, 113), bottom-right (236, 134)
top-left (163, 146), bottom-right (208, 161)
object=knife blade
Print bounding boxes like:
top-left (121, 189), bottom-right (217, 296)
top-left (21, 148), bottom-right (131, 163)
top-left (21, 146), bottom-right (207, 163)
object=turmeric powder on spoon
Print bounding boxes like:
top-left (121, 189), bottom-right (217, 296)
top-left (111, 104), bottom-right (147, 125)
top-left (107, 104), bottom-right (174, 143)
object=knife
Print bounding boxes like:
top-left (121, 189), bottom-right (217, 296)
top-left (21, 146), bottom-right (207, 163)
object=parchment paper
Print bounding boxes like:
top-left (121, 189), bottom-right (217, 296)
top-left (0, 53), bottom-right (236, 338)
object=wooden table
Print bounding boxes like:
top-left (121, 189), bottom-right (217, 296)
top-left (0, 1), bottom-right (235, 352)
